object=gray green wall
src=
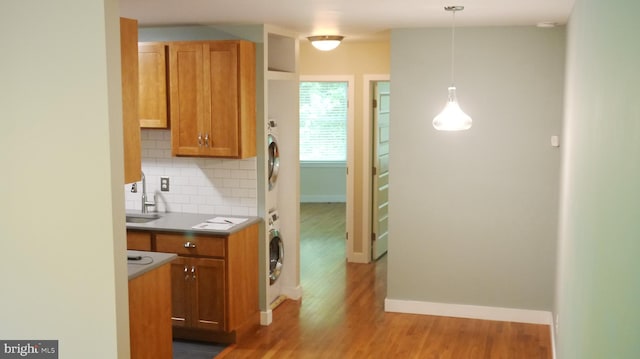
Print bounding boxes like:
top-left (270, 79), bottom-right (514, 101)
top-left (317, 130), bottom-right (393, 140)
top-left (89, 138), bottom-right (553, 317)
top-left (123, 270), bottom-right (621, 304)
top-left (388, 26), bottom-right (565, 311)
top-left (556, 0), bottom-right (640, 357)
top-left (300, 164), bottom-right (346, 202)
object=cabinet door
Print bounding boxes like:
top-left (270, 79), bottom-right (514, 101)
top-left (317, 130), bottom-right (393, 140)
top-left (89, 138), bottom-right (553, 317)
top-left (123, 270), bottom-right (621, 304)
top-left (170, 256), bottom-right (191, 328)
top-left (203, 42), bottom-right (240, 157)
top-left (192, 257), bottom-right (225, 331)
top-left (138, 42), bottom-right (168, 129)
top-left (120, 18), bottom-right (141, 184)
top-left (170, 42), bottom-right (205, 156)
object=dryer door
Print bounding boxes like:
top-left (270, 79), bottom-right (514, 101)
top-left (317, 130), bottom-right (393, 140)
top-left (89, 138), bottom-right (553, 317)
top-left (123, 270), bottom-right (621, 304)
top-left (269, 229), bottom-right (284, 284)
top-left (267, 134), bottom-right (280, 191)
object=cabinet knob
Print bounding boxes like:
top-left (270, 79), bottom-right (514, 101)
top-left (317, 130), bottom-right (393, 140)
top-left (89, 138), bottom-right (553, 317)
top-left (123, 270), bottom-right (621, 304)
top-left (184, 241), bottom-right (196, 249)
top-left (184, 265), bottom-right (189, 280)
top-left (198, 133), bottom-right (203, 147)
top-left (204, 133), bottom-right (210, 147)
top-left (191, 266), bottom-right (196, 280)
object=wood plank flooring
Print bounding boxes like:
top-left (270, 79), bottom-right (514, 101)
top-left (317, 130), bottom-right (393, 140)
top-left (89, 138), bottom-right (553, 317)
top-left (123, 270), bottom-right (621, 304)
top-left (221, 203), bottom-right (551, 358)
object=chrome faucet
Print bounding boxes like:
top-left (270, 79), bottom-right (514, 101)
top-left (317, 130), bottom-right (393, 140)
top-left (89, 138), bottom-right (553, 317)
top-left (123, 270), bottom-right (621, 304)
top-left (141, 171), bottom-right (156, 213)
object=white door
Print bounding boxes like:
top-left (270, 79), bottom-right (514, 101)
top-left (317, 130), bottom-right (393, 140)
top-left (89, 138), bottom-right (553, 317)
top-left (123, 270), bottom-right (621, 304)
top-left (372, 81), bottom-right (390, 260)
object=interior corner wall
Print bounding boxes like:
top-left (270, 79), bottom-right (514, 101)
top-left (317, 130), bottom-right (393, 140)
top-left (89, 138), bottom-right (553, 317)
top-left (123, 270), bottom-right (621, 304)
top-left (555, 0), bottom-right (640, 357)
top-left (0, 0), bottom-right (129, 357)
top-left (388, 26), bottom-right (565, 312)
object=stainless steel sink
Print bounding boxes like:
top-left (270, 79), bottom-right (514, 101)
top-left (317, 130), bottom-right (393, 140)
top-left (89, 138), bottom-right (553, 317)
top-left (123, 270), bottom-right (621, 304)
top-left (126, 213), bottom-right (161, 223)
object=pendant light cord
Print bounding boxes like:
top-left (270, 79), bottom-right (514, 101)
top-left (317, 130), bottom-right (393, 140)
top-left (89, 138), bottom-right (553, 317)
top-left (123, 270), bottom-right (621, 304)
top-left (450, 9), bottom-right (456, 87)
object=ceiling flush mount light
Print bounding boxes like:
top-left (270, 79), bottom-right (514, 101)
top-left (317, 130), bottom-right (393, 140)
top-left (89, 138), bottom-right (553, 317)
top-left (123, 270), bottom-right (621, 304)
top-left (307, 35), bottom-right (344, 51)
top-left (433, 5), bottom-right (472, 131)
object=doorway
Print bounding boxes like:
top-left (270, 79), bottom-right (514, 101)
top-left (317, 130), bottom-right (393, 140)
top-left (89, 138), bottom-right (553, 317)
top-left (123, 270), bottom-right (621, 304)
top-left (299, 76), bottom-right (355, 261)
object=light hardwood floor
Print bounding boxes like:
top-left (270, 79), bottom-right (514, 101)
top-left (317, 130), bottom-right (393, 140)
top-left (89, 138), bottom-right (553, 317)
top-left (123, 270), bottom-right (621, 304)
top-left (221, 203), bottom-right (552, 358)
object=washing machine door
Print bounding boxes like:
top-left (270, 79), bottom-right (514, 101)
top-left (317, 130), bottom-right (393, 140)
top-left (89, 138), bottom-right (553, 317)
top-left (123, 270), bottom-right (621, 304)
top-left (267, 134), bottom-right (280, 191)
top-left (269, 229), bottom-right (284, 284)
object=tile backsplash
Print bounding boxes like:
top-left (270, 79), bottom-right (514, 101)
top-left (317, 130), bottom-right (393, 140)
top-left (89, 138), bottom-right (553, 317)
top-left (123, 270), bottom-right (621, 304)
top-left (124, 129), bottom-right (258, 216)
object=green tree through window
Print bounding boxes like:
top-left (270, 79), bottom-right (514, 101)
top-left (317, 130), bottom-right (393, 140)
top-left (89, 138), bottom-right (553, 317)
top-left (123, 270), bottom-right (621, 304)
top-left (299, 81), bottom-right (348, 162)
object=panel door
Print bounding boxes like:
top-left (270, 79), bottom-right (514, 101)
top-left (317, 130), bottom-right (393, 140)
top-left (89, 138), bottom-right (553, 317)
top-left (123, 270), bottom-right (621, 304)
top-left (204, 41), bottom-right (240, 157)
top-left (169, 256), bottom-right (191, 328)
top-left (120, 17), bottom-right (141, 184)
top-left (170, 42), bottom-right (205, 156)
top-left (192, 257), bottom-right (226, 331)
top-left (372, 81), bottom-right (391, 260)
top-left (138, 42), bottom-right (168, 128)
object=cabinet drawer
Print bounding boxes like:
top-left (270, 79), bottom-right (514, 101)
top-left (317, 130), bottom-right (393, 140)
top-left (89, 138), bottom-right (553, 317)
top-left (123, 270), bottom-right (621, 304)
top-left (127, 231), bottom-right (152, 251)
top-left (156, 233), bottom-right (225, 257)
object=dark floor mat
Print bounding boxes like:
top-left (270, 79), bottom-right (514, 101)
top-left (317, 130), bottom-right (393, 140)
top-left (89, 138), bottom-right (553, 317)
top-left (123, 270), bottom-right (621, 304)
top-left (173, 339), bottom-right (226, 359)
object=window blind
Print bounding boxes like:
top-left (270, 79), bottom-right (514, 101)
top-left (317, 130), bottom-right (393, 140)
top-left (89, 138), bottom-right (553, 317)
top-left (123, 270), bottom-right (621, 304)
top-left (299, 81), bottom-right (348, 162)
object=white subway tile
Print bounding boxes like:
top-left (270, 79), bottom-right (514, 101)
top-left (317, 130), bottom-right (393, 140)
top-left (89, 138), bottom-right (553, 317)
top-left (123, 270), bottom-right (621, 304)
top-left (128, 131), bottom-right (259, 216)
top-left (197, 205), bottom-right (215, 214)
top-left (147, 130), bottom-right (166, 140)
top-left (182, 204), bottom-right (198, 214)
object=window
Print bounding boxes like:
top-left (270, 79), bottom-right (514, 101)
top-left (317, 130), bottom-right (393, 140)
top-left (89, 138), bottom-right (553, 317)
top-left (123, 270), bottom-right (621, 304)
top-left (299, 81), bottom-right (348, 162)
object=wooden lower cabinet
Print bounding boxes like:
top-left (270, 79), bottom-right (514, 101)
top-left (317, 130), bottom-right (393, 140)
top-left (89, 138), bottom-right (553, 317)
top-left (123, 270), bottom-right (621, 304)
top-left (129, 263), bottom-right (172, 359)
top-left (128, 223), bottom-right (259, 344)
top-left (170, 256), bottom-right (225, 332)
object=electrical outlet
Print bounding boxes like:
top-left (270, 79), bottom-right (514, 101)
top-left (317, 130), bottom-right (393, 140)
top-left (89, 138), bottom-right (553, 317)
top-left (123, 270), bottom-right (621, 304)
top-left (160, 177), bottom-right (170, 192)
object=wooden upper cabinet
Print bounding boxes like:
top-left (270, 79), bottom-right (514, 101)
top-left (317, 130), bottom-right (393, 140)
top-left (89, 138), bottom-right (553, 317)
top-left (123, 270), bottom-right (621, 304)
top-left (138, 42), bottom-right (168, 128)
top-left (120, 18), bottom-right (142, 184)
top-left (169, 40), bottom-right (256, 158)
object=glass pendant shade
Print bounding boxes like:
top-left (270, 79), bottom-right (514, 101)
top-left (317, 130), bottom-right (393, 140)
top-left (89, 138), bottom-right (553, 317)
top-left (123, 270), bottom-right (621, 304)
top-left (433, 86), bottom-right (472, 131)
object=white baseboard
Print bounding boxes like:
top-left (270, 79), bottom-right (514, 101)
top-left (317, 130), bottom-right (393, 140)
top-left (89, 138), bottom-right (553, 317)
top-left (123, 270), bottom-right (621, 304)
top-left (300, 195), bottom-right (346, 203)
top-left (384, 298), bottom-right (553, 325)
top-left (282, 285), bottom-right (302, 300)
top-left (260, 309), bottom-right (272, 326)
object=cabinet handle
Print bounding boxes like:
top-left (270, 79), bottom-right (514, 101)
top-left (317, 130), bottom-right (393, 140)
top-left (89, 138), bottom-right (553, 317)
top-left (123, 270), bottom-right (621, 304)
top-left (184, 265), bottom-right (189, 280)
top-left (198, 133), bottom-right (203, 147)
top-left (191, 266), bottom-right (196, 280)
top-left (204, 133), bottom-right (210, 147)
top-left (184, 241), bottom-right (196, 249)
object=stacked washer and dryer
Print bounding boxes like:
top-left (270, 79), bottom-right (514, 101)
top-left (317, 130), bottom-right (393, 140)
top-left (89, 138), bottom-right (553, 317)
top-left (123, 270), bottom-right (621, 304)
top-left (266, 119), bottom-right (285, 307)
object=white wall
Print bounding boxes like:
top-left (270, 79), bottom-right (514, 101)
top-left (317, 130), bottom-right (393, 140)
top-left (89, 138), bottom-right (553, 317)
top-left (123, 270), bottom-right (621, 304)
top-left (0, 0), bottom-right (129, 357)
top-left (555, 0), bottom-right (640, 356)
top-left (125, 130), bottom-right (258, 216)
top-left (388, 26), bottom-right (565, 313)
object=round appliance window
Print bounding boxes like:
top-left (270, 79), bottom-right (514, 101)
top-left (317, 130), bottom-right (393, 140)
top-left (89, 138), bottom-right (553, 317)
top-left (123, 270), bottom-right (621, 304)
top-left (268, 134), bottom-right (280, 191)
top-left (269, 231), bottom-right (284, 284)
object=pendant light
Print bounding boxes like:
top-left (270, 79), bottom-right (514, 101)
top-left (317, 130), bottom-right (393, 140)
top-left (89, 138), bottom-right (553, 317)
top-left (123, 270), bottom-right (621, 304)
top-left (433, 6), bottom-right (472, 131)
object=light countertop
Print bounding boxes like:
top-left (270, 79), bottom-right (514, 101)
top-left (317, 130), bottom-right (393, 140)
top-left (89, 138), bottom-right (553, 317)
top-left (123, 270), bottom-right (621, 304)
top-left (127, 250), bottom-right (177, 280)
top-left (126, 212), bottom-right (261, 235)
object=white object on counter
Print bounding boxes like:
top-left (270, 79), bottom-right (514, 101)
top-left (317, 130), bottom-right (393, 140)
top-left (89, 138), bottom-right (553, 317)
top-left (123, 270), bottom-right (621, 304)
top-left (206, 216), bottom-right (248, 225)
top-left (192, 222), bottom-right (234, 230)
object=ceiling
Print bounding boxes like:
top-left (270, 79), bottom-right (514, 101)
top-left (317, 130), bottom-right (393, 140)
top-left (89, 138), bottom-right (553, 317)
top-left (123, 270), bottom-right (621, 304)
top-left (119, 0), bottom-right (575, 41)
